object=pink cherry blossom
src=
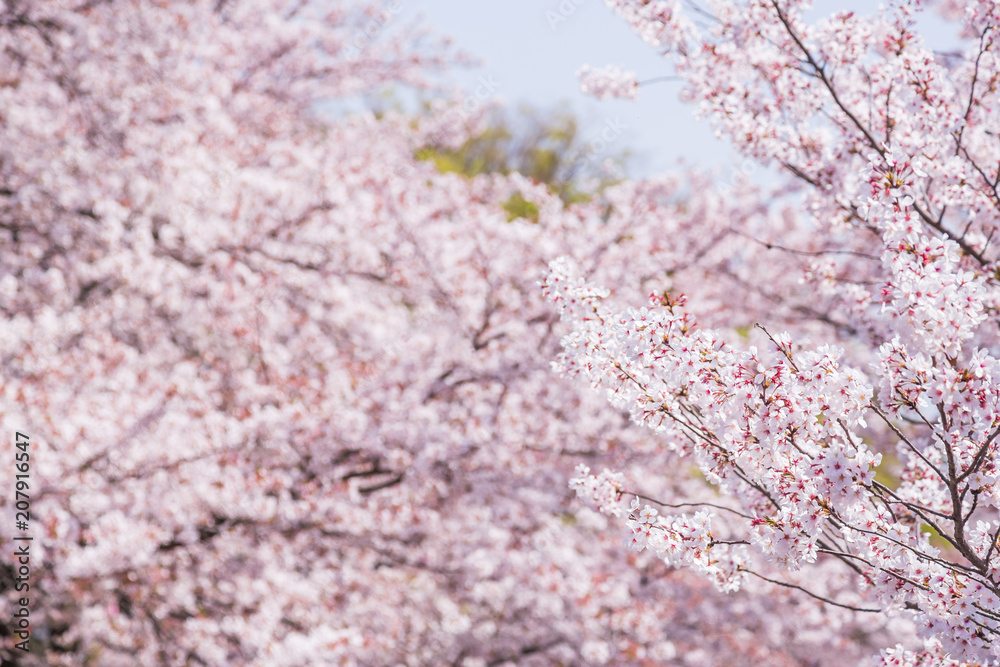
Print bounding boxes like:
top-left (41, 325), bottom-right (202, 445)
top-left (577, 64), bottom-right (640, 101)
top-left (548, 0), bottom-right (1000, 663)
top-left (4, 0), bottom-right (1000, 665)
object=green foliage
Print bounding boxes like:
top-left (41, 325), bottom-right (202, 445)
top-left (733, 325), bottom-right (752, 339)
top-left (501, 191), bottom-right (540, 223)
top-left (413, 146), bottom-right (468, 175)
top-left (873, 451), bottom-right (901, 491)
top-left (415, 105), bottom-right (628, 205)
top-left (920, 522), bottom-right (953, 553)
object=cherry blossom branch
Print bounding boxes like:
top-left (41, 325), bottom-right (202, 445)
top-left (954, 26), bottom-right (994, 155)
top-left (626, 490), bottom-right (754, 520)
top-left (769, 0), bottom-right (990, 267)
top-left (869, 403), bottom-right (950, 487)
top-left (741, 568), bottom-right (880, 613)
top-left (728, 227), bottom-right (881, 262)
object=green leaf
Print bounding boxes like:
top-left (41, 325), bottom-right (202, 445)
top-left (502, 191), bottom-right (539, 223)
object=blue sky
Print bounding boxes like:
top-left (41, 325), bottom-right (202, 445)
top-left (386, 1), bottom-right (964, 179)
top-left (401, 0), bottom-right (712, 177)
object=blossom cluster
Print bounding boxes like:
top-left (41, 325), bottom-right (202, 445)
top-left (550, 0), bottom-right (1000, 663)
top-left (0, 2), bottom-right (902, 664)
top-left (576, 64), bottom-right (640, 101)
top-left (5, 0), bottom-right (1000, 664)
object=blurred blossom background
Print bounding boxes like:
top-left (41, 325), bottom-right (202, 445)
top-left (0, 0), bottom-right (991, 665)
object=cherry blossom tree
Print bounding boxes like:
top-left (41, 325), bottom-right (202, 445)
top-left (0, 0), bottom-right (991, 665)
top-left (554, 0), bottom-right (1000, 664)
